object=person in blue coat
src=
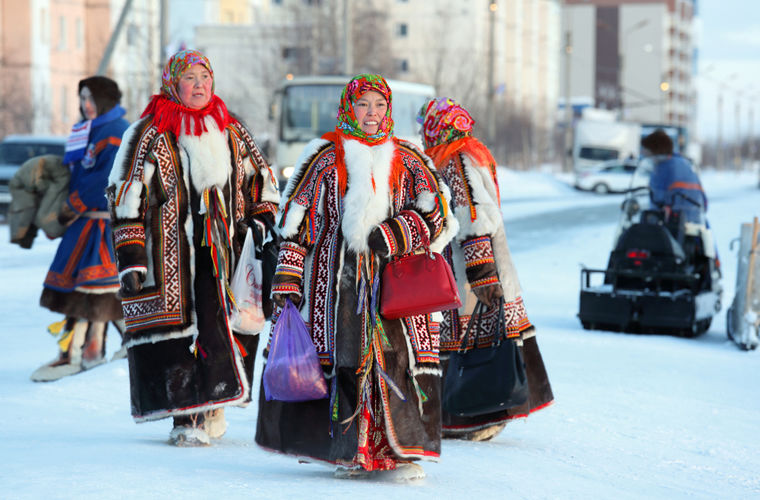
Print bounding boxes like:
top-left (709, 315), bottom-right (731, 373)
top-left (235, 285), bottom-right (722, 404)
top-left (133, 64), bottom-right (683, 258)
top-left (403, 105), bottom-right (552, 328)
top-left (642, 129), bottom-right (707, 224)
top-left (32, 76), bottom-right (129, 382)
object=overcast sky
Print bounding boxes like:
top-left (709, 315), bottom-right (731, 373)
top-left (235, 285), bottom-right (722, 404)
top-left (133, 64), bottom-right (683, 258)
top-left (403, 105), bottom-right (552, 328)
top-left (695, 0), bottom-right (760, 142)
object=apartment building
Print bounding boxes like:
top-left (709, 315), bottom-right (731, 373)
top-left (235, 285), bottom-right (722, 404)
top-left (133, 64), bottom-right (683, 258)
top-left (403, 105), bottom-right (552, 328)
top-left (561, 0), bottom-right (696, 130)
top-left (0, 0), bottom-right (160, 137)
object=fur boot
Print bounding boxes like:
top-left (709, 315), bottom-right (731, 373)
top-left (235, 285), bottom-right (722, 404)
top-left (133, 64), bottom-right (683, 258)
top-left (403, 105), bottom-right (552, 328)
top-left (30, 319), bottom-right (88, 382)
top-left (81, 322), bottom-right (107, 370)
top-left (203, 408), bottom-right (227, 439)
top-left (169, 414), bottom-right (210, 447)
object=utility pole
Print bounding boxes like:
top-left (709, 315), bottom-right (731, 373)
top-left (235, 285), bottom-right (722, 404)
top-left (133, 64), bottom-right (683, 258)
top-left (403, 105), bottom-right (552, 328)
top-left (96, 0), bottom-right (135, 75)
top-left (717, 85), bottom-right (724, 169)
top-left (160, 0), bottom-right (168, 68)
top-left (734, 93), bottom-right (742, 168)
top-left (562, 30), bottom-right (573, 172)
top-left (343, 0), bottom-right (352, 76)
top-left (486, 0), bottom-right (497, 146)
top-left (749, 102), bottom-right (755, 166)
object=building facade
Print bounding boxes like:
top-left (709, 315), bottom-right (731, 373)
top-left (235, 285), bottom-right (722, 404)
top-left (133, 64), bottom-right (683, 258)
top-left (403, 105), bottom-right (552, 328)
top-left (561, 0), bottom-right (696, 131)
top-left (195, 0), bottom-right (561, 165)
top-left (0, 0), bottom-right (160, 137)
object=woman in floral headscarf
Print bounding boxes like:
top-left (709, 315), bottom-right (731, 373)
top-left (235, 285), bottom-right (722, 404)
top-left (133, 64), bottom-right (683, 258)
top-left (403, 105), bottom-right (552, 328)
top-left (255, 74), bottom-right (457, 480)
top-left (107, 50), bottom-right (280, 446)
top-left (418, 98), bottom-right (553, 441)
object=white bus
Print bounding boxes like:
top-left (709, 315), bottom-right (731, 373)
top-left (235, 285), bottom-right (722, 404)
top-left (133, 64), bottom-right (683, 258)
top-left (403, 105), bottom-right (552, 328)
top-left (270, 75), bottom-right (436, 187)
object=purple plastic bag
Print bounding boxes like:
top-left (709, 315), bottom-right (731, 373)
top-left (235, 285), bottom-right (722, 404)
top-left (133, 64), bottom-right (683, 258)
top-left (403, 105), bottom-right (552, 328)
top-left (263, 299), bottom-right (329, 402)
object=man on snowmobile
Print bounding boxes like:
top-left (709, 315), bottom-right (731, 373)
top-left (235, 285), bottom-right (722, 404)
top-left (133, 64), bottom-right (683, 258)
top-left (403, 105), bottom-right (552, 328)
top-left (641, 129), bottom-right (720, 290)
top-left (641, 129), bottom-right (706, 225)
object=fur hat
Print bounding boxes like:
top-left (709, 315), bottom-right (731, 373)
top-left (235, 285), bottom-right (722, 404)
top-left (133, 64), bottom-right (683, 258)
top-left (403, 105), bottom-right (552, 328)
top-left (641, 129), bottom-right (673, 156)
top-left (78, 76), bottom-right (122, 118)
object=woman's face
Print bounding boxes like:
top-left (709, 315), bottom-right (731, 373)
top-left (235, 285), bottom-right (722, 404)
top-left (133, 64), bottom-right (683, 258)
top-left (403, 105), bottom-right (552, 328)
top-left (79, 86), bottom-right (97, 120)
top-left (177, 64), bottom-right (213, 109)
top-left (353, 90), bottom-right (387, 135)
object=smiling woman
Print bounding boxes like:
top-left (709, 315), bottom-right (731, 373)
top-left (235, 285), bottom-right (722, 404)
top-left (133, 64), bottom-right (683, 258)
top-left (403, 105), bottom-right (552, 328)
top-left (256, 74), bottom-right (458, 480)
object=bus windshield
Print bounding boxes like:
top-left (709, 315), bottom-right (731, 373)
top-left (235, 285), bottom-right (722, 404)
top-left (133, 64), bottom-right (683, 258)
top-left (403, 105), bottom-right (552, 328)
top-left (279, 81), bottom-right (434, 144)
top-left (280, 84), bottom-right (342, 143)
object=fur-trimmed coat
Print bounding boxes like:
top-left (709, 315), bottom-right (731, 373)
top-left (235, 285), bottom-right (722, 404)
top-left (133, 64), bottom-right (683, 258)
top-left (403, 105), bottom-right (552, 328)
top-left (435, 150), bottom-right (554, 434)
top-left (256, 137), bottom-right (458, 466)
top-left (107, 114), bottom-right (279, 422)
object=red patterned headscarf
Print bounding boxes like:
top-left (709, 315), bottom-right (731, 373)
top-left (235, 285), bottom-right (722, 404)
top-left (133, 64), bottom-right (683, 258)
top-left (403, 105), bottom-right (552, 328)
top-left (418, 98), bottom-right (499, 208)
top-left (141, 49), bottom-right (230, 137)
top-left (322, 74), bottom-right (403, 196)
top-left (335, 74), bottom-right (393, 144)
top-left (417, 97), bottom-right (475, 149)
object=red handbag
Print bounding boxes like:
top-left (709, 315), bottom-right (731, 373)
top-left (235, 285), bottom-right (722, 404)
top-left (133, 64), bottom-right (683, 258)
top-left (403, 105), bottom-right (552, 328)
top-left (379, 217), bottom-right (461, 319)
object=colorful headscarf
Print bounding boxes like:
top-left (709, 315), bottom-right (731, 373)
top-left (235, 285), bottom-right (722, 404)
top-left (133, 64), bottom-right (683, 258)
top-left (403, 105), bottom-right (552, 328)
top-left (160, 49), bottom-right (215, 104)
top-left (417, 97), bottom-right (475, 149)
top-left (418, 98), bottom-right (499, 211)
top-left (141, 49), bottom-right (230, 137)
top-left (336, 74), bottom-right (393, 144)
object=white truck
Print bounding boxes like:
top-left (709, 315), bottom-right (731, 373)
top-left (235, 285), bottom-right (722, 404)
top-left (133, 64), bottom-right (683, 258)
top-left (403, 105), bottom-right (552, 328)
top-left (572, 109), bottom-right (641, 173)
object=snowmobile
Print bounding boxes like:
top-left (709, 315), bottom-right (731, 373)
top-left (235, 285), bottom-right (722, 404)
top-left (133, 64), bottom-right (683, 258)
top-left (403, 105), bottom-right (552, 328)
top-left (725, 218), bottom-right (760, 350)
top-left (578, 159), bottom-right (722, 337)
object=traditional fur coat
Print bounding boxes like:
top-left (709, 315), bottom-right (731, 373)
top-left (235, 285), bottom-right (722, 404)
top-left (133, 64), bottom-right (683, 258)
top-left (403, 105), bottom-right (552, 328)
top-left (256, 137), bottom-right (458, 468)
top-left (107, 114), bottom-right (279, 422)
top-left (436, 150), bottom-right (554, 434)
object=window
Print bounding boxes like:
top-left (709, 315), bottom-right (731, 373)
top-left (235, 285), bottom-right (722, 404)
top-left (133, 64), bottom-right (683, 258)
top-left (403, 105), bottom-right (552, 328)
top-left (76, 18), bottom-right (83, 49)
top-left (395, 59), bottom-right (409, 72)
top-left (579, 147), bottom-right (619, 162)
top-left (57, 16), bottom-right (67, 50)
top-left (40, 9), bottom-right (48, 44)
top-left (396, 23), bottom-right (408, 37)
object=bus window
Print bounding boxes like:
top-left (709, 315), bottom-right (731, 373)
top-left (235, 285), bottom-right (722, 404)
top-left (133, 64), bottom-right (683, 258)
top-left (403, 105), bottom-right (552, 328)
top-left (281, 84), bottom-right (341, 143)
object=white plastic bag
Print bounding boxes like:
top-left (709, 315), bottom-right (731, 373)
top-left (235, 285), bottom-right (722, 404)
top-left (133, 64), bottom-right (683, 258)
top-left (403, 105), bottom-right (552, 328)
top-left (230, 227), bottom-right (265, 334)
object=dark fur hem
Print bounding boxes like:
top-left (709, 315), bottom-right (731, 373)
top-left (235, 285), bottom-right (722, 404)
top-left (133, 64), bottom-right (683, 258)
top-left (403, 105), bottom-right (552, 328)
top-left (40, 288), bottom-right (123, 321)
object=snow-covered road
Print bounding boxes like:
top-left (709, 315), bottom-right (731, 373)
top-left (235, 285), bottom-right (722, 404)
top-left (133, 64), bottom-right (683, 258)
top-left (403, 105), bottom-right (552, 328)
top-left (1, 168), bottom-right (758, 499)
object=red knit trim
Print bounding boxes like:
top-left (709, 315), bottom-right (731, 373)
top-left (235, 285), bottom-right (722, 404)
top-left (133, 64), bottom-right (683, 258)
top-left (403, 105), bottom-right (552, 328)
top-left (140, 94), bottom-right (232, 137)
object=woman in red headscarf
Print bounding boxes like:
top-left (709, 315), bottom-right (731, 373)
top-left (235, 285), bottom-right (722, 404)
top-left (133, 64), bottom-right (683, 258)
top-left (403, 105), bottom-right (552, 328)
top-left (255, 74), bottom-right (457, 480)
top-left (107, 50), bottom-right (280, 446)
top-left (418, 98), bottom-right (553, 441)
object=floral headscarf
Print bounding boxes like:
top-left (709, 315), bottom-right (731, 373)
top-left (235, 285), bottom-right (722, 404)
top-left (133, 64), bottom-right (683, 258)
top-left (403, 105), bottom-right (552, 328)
top-left (160, 49), bottom-right (215, 104)
top-left (141, 49), bottom-right (230, 137)
top-left (336, 74), bottom-right (393, 144)
top-left (417, 97), bottom-right (475, 149)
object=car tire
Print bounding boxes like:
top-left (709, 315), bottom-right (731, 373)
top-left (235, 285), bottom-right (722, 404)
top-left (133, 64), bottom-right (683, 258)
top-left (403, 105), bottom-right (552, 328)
top-left (592, 183), bottom-right (610, 194)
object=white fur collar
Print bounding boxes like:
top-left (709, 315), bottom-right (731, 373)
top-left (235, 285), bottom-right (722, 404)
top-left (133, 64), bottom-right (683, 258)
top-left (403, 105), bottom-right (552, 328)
top-left (177, 116), bottom-right (232, 193)
top-left (341, 138), bottom-right (395, 254)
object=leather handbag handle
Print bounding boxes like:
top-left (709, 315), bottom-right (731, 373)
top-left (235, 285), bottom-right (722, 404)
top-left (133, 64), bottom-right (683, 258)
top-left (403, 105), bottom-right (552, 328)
top-left (457, 296), bottom-right (507, 352)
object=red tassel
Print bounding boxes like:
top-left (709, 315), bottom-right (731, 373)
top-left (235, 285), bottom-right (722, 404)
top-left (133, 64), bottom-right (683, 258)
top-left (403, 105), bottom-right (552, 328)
top-left (140, 94), bottom-right (232, 137)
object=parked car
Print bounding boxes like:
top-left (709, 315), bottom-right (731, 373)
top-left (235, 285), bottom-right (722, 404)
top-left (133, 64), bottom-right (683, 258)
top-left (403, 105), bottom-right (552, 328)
top-left (0, 135), bottom-right (66, 213)
top-left (574, 159), bottom-right (646, 194)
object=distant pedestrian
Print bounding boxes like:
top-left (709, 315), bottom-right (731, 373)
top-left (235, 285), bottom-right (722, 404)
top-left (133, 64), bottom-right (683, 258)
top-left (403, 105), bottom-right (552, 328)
top-left (256, 74), bottom-right (458, 480)
top-left (107, 50), bottom-right (280, 446)
top-left (32, 76), bottom-right (129, 382)
top-left (418, 97), bottom-right (554, 441)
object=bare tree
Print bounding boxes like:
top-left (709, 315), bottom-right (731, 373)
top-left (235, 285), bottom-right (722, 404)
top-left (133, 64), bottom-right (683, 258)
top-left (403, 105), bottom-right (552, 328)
top-left (0, 54), bottom-right (35, 137)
